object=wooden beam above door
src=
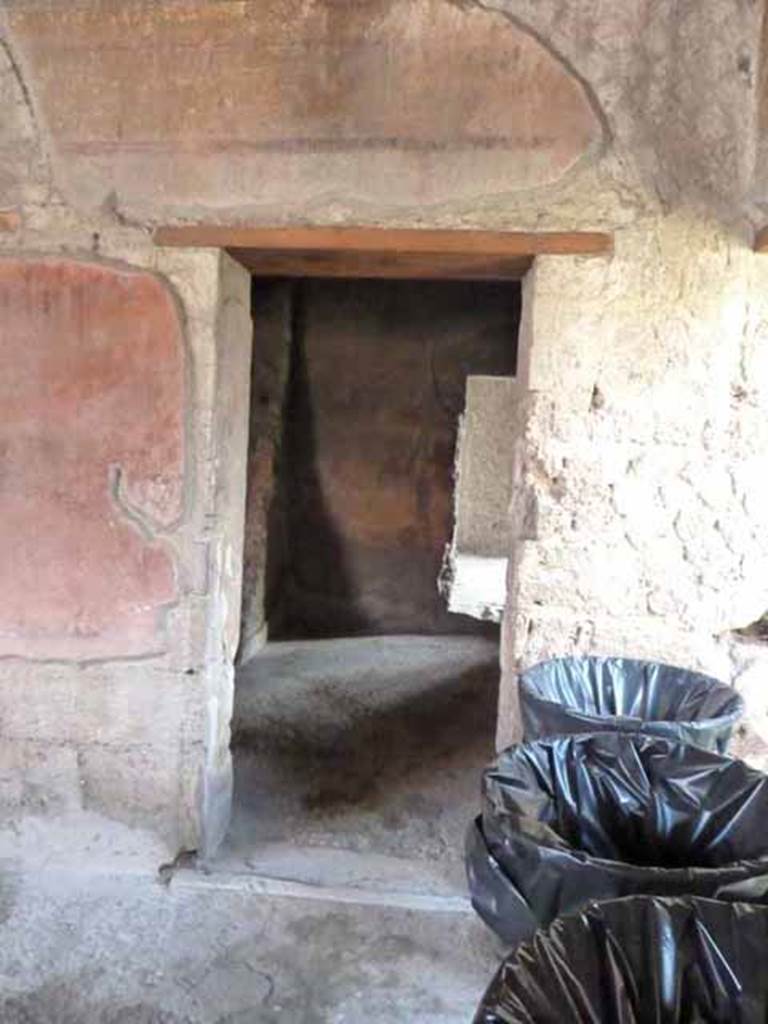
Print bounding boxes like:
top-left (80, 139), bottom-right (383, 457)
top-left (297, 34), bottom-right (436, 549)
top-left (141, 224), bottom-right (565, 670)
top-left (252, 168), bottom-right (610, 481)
top-left (153, 225), bottom-right (613, 281)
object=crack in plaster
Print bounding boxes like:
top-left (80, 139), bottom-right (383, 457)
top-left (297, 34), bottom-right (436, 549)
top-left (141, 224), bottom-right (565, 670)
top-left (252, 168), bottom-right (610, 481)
top-left (469, 0), bottom-right (612, 154)
top-left (108, 464), bottom-right (157, 542)
top-left (0, 28), bottom-right (53, 193)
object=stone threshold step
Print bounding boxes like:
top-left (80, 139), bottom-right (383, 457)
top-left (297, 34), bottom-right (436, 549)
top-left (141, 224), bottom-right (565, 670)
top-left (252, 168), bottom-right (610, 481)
top-left (199, 841), bottom-right (472, 913)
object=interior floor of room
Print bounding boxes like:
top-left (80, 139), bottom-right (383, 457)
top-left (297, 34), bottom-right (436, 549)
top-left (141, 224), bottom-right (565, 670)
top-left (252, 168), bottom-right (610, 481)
top-left (221, 634), bottom-right (499, 894)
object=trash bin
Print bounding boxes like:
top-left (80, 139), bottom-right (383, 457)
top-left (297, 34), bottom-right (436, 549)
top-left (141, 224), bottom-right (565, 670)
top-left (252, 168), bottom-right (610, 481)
top-left (519, 655), bottom-right (743, 753)
top-left (466, 731), bottom-right (768, 945)
top-left (473, 895), bottom-right (768, 1023)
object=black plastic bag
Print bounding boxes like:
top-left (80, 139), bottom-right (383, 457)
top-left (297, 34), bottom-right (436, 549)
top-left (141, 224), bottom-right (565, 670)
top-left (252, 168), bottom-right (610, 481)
top-left (715, 874), bottom-right (768, 904)
top-left (467, 732), bottom-right (768, 945)
top-left (519, 656), bottom-right (743, 753)
top-left (473, 895), bottom-right (768, 1023)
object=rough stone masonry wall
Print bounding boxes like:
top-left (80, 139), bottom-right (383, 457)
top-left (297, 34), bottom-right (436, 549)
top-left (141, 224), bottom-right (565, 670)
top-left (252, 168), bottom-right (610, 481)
top-left (501, 222), bottom-right (768, 761)
top-left (490, 0), bottom-right (768, 761)
top-left (2, 0), bottom-right (768, 858)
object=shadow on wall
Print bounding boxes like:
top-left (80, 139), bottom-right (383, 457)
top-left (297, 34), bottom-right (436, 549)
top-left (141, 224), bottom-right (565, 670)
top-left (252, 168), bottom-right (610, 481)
top-left (255, 278), bottom-right (521, 641)
top-left (266, 283), bottom-right (370, 637)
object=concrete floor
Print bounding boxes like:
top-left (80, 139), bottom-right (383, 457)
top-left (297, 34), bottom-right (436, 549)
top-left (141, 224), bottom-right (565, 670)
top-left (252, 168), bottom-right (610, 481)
top-left (0, 866), bottom-right (497, 1023)
top-left (0, 635), bottom-right (502, 1022)
top-left (228, 635), bottom-right (499, 869)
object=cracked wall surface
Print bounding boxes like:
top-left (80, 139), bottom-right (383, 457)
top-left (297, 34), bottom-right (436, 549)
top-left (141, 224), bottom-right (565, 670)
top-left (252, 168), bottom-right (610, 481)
top-left (1, 0), bottom-right (768, 857)
top-left (0, 33), bottom-right (48, 208)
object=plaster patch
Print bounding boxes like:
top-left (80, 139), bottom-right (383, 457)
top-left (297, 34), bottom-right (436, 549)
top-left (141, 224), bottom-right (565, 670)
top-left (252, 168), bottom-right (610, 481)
top-left (445, 554), bottom-right (508, 622)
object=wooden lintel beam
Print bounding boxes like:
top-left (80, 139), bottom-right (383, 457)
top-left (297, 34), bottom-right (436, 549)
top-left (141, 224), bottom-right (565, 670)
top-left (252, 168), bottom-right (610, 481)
top-left (755, 225), bottom-right (768, 252)
top-left (154, 225), bottom-right (611, 280)
top-left (225, 247), bottom-right (533, 281)
top-left (154, 225), bottom-right (613, 258)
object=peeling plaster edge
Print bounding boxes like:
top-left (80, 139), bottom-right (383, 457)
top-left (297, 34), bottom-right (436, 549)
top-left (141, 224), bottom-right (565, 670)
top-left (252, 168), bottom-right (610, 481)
top-left (108, 463), bottom-right (187, 545)
top-left (108, 464), bottom-right (155, 541)
top-left (471, 0), bottom-right (612, 157)
top-left (0, 23), bottom-right (54, 191)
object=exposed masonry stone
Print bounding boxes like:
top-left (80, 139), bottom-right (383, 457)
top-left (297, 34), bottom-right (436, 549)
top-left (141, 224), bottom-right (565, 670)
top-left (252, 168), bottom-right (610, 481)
top-left (497, 223), bottom-right (768, 750)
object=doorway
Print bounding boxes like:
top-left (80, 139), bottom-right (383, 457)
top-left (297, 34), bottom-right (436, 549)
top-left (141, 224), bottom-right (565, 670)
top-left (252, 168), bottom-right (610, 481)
top-left (225, 273), bottom-right (521, 884)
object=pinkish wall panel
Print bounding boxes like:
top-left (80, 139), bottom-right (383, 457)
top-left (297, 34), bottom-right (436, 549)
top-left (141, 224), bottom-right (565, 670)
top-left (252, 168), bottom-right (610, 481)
top-left (7, 0), bottom-right (603, 215)
top-left (0, 259), bottom-right (185, 660)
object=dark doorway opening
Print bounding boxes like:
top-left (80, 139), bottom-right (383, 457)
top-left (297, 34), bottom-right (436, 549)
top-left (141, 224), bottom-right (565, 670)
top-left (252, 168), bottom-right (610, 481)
top-left (227, 274), bottom-right (521, 886)
top-left (246, 277), bottom-right (520, 644)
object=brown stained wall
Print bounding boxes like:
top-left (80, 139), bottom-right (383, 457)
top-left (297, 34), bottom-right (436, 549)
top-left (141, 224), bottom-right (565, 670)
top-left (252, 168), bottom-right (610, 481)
top-left (255, 278), bottom-right (520, 639)
top-left (0, 258), bottom-right (185, 660)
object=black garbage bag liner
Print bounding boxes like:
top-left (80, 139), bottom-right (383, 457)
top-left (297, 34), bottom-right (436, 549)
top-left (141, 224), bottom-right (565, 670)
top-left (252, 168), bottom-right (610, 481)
top-left (465, 815), bottom-right (539, 949)
top-left (519, 656), bottom-right (743, 753)
top-left (715, 874), bottom-right (768, 904)
top-left (473, 895), bottom-right (768, 1024)
top-left (467, 732), bottom-right (768, 945)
